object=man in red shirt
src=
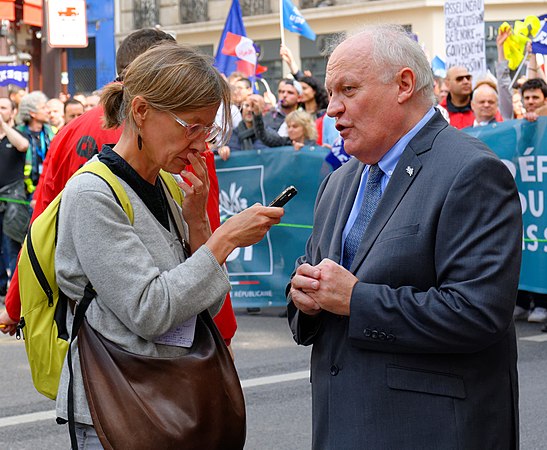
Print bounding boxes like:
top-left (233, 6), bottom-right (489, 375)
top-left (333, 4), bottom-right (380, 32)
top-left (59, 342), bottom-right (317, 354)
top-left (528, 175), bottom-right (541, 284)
top-left (1, 29), bottom-right (237, 345)
top-left (438, 66), bottom-right (475, 129)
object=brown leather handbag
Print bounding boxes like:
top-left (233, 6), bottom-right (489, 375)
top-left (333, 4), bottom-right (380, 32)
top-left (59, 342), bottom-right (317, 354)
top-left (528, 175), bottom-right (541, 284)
top-left (78, 310), bottom-right (246, 450)
top-left (76, 178), bottom-right (245, 449)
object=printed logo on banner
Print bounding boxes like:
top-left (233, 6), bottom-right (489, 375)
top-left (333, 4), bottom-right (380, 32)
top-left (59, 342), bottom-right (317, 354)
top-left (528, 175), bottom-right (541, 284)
top-left (217, 165), bottom-right (273, 276)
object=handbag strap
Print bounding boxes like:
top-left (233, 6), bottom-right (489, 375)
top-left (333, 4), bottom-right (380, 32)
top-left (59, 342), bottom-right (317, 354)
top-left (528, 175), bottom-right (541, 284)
top-left (67, 282), bottom-right (96, 450)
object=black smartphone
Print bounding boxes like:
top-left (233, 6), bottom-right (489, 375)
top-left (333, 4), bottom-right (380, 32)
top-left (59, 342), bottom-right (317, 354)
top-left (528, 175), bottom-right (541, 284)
top-left (269, 186), bottom-right (298, 207)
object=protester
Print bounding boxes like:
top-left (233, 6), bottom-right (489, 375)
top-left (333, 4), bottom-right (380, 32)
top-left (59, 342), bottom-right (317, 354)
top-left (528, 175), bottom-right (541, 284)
top-left (63, 98), bottom-right (85, 125)
top-left (16, 91), bottom-right (54, 197)
top-left (296, 75), bottom-right (328, 120)
top-left (285, 110), bottom-right (317, 150)
top-left (1, 29), bottom-right (241, 348)
top-left (470, 81), bottom-right (502, 126)
top-left (47, 98), bottom-right (65, 131)
top-left (0, 98), bottom-right (29, 299)
top-left (520, 78), bottom-right (547, 122)
top-left (438, 66), bottom-right (475, 129)
top-left (72, 93), bottom-right (88, 110)
top-left (53, 41), bottom-right (284, 446)
top-left (8, 85), bottom-right (26, 109)
top-left (263, 79), bottom-right (301, 132)
top-left (495, 29), bottom-right (518, 120)
top-left (218, 96), bottom-right (267, 160)
top-left (85, 92), bottom-right (101, 110)
top-left (288, 25), bottom-right (521, 449)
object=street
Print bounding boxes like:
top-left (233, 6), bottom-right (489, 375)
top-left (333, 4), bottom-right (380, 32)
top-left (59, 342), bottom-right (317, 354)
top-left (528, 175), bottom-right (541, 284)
top-left (1, 308), bottom-right (546, 449)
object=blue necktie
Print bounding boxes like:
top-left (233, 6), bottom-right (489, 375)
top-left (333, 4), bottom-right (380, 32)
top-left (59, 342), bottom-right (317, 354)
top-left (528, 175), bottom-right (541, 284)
top-left (342, 164), bottom-right (383, 270)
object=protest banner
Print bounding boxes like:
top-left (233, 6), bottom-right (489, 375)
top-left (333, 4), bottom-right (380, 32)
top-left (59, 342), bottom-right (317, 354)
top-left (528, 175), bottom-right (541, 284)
top-left (215, 146), bottom-right (330, 307)
top-left (444, 0), bottom-right (486, 79)
top-left (465, 118), bottom-right (547, 294)
top-left (0, 65), bottom-right (29, 88)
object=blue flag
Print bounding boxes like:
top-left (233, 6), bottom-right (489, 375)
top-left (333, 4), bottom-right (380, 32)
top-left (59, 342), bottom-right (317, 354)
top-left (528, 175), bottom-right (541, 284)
top-left (282, 0), bottom-right (316, 41)
top-left (214, 0), bottom-right (247, 75)
top-left (532, 20), bottom-right (547, 55)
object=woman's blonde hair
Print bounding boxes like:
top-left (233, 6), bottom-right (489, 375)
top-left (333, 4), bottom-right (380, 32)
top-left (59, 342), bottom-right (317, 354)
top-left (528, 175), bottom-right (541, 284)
top-left (285, 110), bottom-right (318, 141)
top-left (101, 42), bottom-right (231, 142)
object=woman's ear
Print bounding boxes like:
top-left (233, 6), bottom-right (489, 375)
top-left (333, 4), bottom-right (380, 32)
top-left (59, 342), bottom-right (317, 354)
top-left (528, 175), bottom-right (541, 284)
top-left (131, 96), bottom-right (148, 127)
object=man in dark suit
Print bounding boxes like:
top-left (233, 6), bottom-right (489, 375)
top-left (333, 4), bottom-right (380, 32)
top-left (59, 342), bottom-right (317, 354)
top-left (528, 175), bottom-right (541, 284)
top-left (288, 25), bottom-right (522, 449)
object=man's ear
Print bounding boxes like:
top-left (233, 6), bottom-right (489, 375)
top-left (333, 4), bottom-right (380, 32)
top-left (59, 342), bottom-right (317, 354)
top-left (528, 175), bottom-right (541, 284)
top-left (131, 96), bottom-right (148, 127)
top-left (397, 68), bottom-right (416, 104)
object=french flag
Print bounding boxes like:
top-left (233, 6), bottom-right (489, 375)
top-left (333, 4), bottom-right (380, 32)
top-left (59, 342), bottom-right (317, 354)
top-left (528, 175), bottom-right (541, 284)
top-left (221, 32), bottom-right (266, 77)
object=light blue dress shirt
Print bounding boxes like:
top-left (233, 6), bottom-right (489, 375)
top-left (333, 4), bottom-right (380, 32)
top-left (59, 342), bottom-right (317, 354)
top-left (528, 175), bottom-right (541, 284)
top-left (340, 107), bottom-right (436, 263)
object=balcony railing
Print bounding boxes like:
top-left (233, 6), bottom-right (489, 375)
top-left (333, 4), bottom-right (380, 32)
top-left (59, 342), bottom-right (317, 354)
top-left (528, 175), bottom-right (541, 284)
top-left (180, 0), bottom-right (208, 24)
top-left (240, 0), bottom-right (270, 16)
top-left (134, 0), bottom-right (159, 28)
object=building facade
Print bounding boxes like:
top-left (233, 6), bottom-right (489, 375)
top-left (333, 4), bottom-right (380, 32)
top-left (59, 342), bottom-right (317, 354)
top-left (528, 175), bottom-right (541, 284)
top-left (117, 0), bottom-right (546, 88)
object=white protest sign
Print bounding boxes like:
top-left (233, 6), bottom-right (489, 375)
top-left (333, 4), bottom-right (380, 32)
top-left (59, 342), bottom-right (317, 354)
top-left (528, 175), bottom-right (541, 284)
top-left (444, 0), bottom-right (486, 80)
top-left (47, 0), bottom-right (88, 48)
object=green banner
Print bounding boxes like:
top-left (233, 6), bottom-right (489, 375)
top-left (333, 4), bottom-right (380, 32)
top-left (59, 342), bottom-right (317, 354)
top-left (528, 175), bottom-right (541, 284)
top-left (464, 118), bottom-right (547, 294)
top-left (215, 146), bottom-right (330, 307)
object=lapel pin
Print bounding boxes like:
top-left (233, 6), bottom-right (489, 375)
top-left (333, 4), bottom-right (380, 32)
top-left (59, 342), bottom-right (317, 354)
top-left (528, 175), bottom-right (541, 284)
top-left (405, 166), bottom-right (414, 177)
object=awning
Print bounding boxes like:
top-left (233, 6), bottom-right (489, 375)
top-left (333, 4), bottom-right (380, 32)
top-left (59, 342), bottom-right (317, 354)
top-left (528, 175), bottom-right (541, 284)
top-left (23, 0), bottom-right (42, 27)
top-left (0, 0), bottom-right (15, 21)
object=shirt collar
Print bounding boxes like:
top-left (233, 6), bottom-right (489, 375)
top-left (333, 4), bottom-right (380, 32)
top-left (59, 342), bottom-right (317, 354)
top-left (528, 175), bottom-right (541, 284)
top-left (377, 107), bottom-right (436, 179)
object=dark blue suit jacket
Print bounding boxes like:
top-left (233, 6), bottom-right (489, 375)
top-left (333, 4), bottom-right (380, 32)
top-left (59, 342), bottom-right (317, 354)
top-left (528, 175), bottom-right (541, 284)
top-left (288, 112), bottom-right (521, 449)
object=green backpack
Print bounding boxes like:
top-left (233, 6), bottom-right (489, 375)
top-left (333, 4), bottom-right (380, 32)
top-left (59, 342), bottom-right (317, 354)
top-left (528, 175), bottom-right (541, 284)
top-left (17, 160), bottom-right (183, 400)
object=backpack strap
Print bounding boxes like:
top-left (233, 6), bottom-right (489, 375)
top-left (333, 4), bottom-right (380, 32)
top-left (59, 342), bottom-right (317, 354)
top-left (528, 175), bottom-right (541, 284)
top-left (73, 161), bottom-right (134, 224)
top-left (159, 170), bottom-right (184, 207)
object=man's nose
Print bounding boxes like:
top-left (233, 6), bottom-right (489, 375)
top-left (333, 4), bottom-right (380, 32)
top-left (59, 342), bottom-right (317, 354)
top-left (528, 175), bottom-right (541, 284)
top-left (327, 95), bottom-right (343, 118)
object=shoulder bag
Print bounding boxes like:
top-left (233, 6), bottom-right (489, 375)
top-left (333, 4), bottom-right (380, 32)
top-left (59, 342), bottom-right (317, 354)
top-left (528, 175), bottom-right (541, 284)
top-left (75, 177), bottom-right (246, 449)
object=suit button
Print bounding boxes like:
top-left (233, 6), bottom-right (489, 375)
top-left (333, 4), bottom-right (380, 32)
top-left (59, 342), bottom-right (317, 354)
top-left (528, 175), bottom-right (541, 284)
top-left (371, 330), bottom-right (378, 339)
top-left (330, 365), bottom-right (339, 376)
top-left (364, 328), bottom-right (371, 337)
top-left (387, 334), bottom-right (395, 342)
top-left (379, 332), bottom-right (387, 340)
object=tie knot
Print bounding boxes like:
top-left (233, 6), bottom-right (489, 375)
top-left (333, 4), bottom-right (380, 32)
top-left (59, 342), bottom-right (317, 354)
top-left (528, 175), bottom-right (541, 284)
top-left (367, 164), bottom-right (383, 184)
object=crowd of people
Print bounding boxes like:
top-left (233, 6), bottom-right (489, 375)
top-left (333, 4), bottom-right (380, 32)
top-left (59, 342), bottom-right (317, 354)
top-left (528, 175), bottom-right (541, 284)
top-left (0, 87), bottom-right (102, 303)
top-left (0, 21), bottom-right (545, 448)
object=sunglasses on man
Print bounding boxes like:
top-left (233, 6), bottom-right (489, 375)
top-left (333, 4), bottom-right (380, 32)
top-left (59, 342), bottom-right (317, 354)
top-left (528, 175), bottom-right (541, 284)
top-left (455, 75), bottom-right (472, 82)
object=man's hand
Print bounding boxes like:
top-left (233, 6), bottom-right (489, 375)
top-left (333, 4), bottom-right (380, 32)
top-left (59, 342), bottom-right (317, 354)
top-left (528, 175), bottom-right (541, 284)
top-left (218, 146), bottom-right (231, 161)
top-left (310, 259), bottom-right (358, 316)
top-left (249, 94), bottom-right (265, 115)
top-left (524, 111), bottom-right (538, 122)
top-left (290, 263), bottom-right (322, 316)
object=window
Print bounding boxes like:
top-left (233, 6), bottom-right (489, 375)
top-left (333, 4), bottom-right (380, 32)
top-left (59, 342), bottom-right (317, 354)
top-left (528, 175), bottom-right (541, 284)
top-left (134, 0), bottom-right (159, 29)
top-left (179, 0), bottom-right (208, 24)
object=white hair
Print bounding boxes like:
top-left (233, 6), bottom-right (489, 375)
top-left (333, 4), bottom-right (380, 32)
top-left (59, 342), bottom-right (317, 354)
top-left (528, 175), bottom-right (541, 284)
top-left (17, 91), bottom-right (48, 124)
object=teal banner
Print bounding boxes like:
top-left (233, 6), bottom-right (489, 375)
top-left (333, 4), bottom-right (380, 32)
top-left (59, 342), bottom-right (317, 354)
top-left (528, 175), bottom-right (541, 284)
top-left (215, 146), bottom-right (330, 307)
top-left (464, 118), bottom-right (547, 294)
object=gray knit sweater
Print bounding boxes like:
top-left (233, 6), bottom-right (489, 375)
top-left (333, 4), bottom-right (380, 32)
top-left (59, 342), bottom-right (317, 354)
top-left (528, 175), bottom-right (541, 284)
top-left (55, 170), bottom-right (230, 425)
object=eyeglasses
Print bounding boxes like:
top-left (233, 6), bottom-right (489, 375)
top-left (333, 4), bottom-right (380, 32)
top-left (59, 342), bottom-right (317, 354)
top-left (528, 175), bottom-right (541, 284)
top-left (455, 75), bottom-right (472, 82)
top-left (168, 111), bottom-right (223, 148)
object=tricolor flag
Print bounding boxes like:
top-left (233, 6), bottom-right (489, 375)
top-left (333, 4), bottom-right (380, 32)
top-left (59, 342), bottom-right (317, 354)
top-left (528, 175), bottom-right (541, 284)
top-left (221, 32), bottom-right (267, 78)
top-left (281, 0), bottom-right (316, 41)
top-left (214, 0), bottom-right (247, 75)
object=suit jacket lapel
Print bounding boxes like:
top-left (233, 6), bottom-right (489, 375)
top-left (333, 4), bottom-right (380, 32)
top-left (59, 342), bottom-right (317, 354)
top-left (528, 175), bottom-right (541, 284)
top-left (349, 111), bottom-right (447, 273)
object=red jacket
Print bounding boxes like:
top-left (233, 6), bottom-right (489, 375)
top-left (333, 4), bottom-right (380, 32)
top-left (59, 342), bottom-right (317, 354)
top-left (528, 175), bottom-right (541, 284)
top-left (439, 95), bottom-right (475, 130)
top-left (6, 106), bottom-right (237, 344)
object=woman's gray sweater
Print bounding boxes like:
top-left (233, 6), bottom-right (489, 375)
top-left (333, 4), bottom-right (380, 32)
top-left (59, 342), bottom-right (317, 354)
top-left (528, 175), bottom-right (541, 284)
top-left (55, 171), bottom-right (230, 425)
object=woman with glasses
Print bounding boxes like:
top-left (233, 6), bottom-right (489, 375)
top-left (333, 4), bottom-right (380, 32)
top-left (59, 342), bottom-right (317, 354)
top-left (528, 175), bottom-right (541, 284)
top-left (54, 42), bottom-right (284, 448)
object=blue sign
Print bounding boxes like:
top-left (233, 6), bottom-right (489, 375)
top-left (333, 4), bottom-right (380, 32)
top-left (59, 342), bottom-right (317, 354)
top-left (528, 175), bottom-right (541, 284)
top-left (215, 146), bottom-right (329, 307)
top-left (464, 118), bottom-right (547, 294)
